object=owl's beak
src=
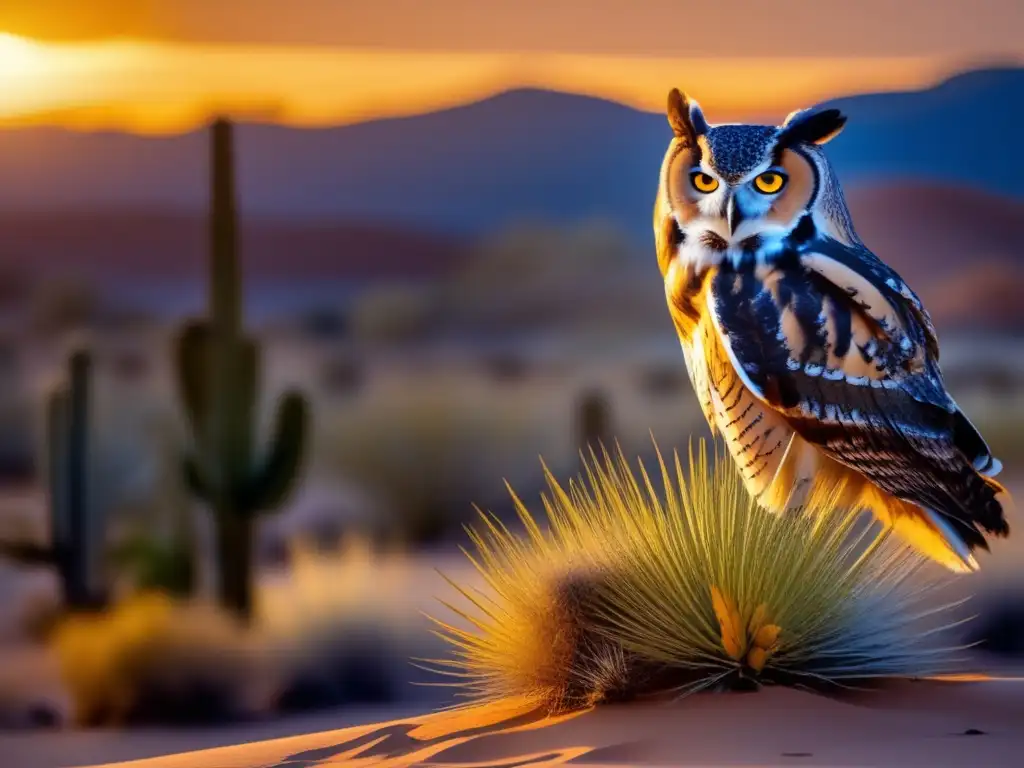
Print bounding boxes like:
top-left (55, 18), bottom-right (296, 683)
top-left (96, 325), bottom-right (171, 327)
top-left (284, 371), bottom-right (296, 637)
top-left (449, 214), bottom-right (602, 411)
top-left (726, 195), bottom-right (745, 236)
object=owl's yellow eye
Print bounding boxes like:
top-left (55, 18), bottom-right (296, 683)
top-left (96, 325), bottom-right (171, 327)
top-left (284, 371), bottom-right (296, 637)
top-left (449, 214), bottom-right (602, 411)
top-left (690, 171), bottom-right (719, 194)
top-left (753, 171), bottom-right (787, 194)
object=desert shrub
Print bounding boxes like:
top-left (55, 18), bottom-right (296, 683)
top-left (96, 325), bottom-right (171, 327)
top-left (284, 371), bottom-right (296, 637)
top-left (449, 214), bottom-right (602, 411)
top-left (52, 593), bottom-right (271, 726)
top-left (454, 221), bottom-right (636, 297)
top-left (349, 285), bottom-right (438, 344)
top-left (318, 391), bottom-right (547, 547)
top-left (75, 392), bottom-right (201, 599)
top-left (258, 537), bottom-right (445, 712)
top-left (439, 220), bottom-right (638, 335)
top-left (425, 441), bottom-right (968, 714)
top-left (48, 538), bottom-right (452, 726)
top-left (107, 530), bottom-right (197, 599)
top-left (102, 403), bottom-right (199, 599)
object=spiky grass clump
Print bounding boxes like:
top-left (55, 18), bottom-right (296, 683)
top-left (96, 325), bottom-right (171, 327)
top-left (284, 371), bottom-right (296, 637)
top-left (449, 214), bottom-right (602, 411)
top-left (425, 441), bottom-right (970, 714)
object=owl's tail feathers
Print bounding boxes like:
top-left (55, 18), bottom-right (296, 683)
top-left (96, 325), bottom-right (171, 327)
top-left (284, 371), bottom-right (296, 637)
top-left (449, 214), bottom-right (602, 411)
top-left (866, 480), bottom-right (1010, 575)
top-left (888, 504), bottom-right (980, 574)
top-left (982, 473), bottom-right (1015, 524)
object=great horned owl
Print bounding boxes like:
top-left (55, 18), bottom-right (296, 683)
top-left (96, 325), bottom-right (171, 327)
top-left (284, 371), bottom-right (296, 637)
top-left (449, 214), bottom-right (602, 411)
top-left (653, 88), bottom-right (1011, 573)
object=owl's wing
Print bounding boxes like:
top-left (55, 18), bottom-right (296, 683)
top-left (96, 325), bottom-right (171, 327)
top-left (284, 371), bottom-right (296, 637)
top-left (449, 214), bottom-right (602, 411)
top-left (706, 245), bottom-right (1006, 545)
top-left (797, 239), bottom-right (998, 476)
top-left (800, 238), bottom-right (942, 392)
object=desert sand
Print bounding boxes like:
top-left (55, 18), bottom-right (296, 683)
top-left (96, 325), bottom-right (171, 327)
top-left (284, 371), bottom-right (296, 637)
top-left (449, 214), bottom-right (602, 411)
top-left (42, 678), bottom-right (1023, 768)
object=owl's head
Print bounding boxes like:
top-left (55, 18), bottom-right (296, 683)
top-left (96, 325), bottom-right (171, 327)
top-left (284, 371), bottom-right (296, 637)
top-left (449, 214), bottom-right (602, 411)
top-left (654, 88), bottom-right (857, 276)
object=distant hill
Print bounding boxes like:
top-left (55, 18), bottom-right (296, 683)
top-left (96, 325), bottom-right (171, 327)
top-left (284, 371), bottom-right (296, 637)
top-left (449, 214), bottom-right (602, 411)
top-left (844, 182), bottom-right (1024, 335)
top-left (846, 182), bottom-right (1024, 287)
top-left (823, 68), bottom-right (1023, 194)
top-left (0, 212), bottom-right (469, 283)
top-left (0, 213), bottom-right (470, 321)
top-left (0, 67), bottom-right (1021, 241)
top-left (925, 262), bottom-right (1024, 334)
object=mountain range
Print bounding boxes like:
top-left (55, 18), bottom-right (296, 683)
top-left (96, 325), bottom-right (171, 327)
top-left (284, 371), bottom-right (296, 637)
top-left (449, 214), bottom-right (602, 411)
top-left (0, 67), bottom-right (1021, 243)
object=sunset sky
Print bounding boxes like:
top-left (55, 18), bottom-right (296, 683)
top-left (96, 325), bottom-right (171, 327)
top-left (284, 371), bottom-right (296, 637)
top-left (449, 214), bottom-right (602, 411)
top-left (2, 1), bottom-right (1022, 134)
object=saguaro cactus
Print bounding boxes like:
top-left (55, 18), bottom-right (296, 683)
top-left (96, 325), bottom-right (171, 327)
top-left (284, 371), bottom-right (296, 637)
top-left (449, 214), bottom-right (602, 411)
top-left (0, 349), bottom-right (104, 611)
top-left (50, 349), bottom-right (96, 608)
top-left (175, 118), bottom-right (310, 623)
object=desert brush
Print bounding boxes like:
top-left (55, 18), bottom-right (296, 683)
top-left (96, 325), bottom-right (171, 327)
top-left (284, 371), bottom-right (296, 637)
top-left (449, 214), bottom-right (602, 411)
top-left (52, 592), bottom-right (269, 726)
top-left (424, 439), bottom-right (972, 714)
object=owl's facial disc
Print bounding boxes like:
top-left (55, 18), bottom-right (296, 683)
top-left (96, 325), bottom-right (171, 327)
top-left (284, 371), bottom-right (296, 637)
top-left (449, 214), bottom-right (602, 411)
top-left (663, 142), bottom-right (817, 273)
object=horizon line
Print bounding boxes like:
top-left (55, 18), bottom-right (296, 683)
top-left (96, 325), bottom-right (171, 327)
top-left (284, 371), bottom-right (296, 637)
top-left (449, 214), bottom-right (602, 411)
top-left (2, 35), bottom-right (1018, 136)
top-left (1, 59), bottom-right (1015, 138)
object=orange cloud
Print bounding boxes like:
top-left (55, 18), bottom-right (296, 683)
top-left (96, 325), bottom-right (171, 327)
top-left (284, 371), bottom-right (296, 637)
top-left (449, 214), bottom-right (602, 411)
top-left (0, 35), bottom-right (989, 135)
top-left (5, 0), bottom-right (1024, 61)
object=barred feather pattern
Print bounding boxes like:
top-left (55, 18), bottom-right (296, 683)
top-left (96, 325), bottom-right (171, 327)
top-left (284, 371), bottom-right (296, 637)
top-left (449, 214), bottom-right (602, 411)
top-left (666, 235), bottom-right (1010, 573)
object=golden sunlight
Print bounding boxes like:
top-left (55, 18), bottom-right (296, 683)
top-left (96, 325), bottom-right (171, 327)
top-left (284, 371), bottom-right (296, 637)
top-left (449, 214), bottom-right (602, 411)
top-left (0, 32), bottom-right (55, 118)
top-left (0, 33), bottom-right (148, 121)
top-left (0, 32), bottom-right (42, 74)
top-left (0, 35), bottom-right (976, 135)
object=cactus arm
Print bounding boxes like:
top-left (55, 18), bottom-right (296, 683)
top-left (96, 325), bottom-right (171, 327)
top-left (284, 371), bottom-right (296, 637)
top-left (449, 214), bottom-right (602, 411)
top-left (241, 392), bottom-right (309, 513)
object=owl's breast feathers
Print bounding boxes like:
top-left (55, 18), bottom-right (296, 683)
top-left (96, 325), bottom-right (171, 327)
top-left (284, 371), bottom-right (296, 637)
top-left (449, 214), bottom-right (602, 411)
top-left (689, 237), bottom-right (1010, 561)
top-left (665, 259), bottom-right (718, 428)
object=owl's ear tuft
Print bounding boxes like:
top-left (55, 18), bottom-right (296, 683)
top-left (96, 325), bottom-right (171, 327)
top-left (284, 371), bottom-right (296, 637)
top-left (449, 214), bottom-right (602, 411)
top-left (777, 107), bottom-right (847, 147)
top-left (667, 89), bottom-right (708, 144)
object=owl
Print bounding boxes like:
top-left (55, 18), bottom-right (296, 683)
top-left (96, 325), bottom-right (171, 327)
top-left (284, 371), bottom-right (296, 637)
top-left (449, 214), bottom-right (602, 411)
top-left (653, 88), bottom-right (1011, 573)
